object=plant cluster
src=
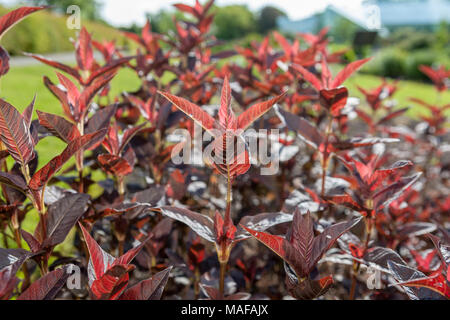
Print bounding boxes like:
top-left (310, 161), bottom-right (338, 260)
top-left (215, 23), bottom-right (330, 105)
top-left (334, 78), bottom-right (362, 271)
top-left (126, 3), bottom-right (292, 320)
top-left (0, 3), bottom-right (448, 300)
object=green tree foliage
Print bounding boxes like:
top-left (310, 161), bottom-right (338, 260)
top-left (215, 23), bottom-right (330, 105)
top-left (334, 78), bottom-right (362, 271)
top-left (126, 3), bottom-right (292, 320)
top-left (147, 10), bottom-right (186, 34)
top-left (214, 5), bottom-right (256, 40)
top-left (257, 6), bottom-right (286, 33)
top-left (31, 0), bottom-right (103, 21)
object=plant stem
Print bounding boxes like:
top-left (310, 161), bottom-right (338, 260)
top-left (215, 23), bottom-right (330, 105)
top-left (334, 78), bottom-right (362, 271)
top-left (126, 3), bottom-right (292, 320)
top-left (224, 168), bottom-right (232, 223)
top-left (118, 239), bottom-right (124, 256)
top-left (118, 175), bottom-right (125, 198)
top-left (219, 260), bottom-right (227, 296)
top-left (218, 166), bottom-right (233, 296)
top-left (320, 117), bottom-right (333, 199)
top-left (349, 216), bottom-right (373, 300)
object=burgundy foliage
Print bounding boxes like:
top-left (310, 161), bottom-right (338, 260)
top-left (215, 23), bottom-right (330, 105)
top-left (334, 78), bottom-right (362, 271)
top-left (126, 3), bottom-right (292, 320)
top-left (0, 2), bottom-right (448, 301)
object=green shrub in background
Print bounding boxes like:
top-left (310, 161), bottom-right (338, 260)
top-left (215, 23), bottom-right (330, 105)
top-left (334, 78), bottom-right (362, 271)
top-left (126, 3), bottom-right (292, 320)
top-left (364, 48), bottom-right (406, 78)
top-left (405, 49), bottom-right (437, 81)
top-left (213, 5), bottom-right (257, 40)
top-left (362, 47), bottom-right (450, 81)
top-left (0, 6), bottom-right (129, 55)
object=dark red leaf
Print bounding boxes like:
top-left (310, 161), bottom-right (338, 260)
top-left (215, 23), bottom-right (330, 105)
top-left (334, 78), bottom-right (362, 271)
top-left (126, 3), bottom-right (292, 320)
top-left (76, 27), bottom-right (94, 71)
top-left (330, 58), bottom-right (371, 88)
top-left (36, 110), bottom-right (80, 143)
top-left (0, 99), bottom-right (35, 165)
top-left (160, 206), bottom-right (215, 242)
top-left (237, 91), bottom-right (287, 130)
top-left (158, 91), bottom-right (216, 134)
top-left (42, 193), bottom-right (90, 248)
top-left (0, 6), bottom-right (46, 38)
top-left (29, 129), bottom-right (106, 191)
top-left (17, 264), bottom-right (73, 300)
top-left (120, 266), bottom-right (172, 300)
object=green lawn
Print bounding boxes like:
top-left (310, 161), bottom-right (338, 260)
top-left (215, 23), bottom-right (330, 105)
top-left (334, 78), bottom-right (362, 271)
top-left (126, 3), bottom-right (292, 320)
top-left (0, 64), bottom-right (141, 166)
top-left (345, 73), bottom-right (450, 118)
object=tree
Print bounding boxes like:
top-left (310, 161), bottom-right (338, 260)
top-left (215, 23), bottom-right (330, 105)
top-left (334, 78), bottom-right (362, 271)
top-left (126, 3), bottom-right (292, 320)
top-left (214, 5), bottom-right (256, 40)
top-left (257, 6), bottom-right (286, 33)
top-left (31, 0), bottom-right (103, 21)
top-left (146, 9), bottom-right (185, 34)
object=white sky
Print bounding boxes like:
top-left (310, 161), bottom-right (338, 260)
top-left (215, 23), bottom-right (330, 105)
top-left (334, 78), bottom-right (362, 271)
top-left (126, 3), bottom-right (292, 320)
top-left (101, 0), bottom-right (366, 27)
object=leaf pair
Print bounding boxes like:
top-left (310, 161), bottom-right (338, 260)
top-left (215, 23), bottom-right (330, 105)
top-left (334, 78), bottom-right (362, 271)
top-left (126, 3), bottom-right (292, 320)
top-left (159, 206), bottom-right (293, 262)
top-left (242, 209), bottom-right (361, 279)
top-left (98, 122), bottom-right (145, 178)
top-left (328, 156), bottom-right (421, 214)
top-left (159, 76), bottom-right (286, 179)
top-left (289, 58), bottom-right (371, 116)
top-left (49, 70), bottom-right (117, 122)
top-left (80, 224), bottom-right (171, 300)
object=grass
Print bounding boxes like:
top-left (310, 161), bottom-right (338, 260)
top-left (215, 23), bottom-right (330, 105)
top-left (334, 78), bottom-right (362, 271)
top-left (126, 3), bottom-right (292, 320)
top-left (0, 64), bottom-right (141, 166)
top-left (345, 73), bottom-right (450, 118)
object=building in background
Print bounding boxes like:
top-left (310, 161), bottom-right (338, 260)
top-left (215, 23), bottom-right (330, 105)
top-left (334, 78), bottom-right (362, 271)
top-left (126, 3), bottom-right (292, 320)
top-left (365, 0), bottom-right (450, 31)
top-left (277, 0), bottom-right (450, 38)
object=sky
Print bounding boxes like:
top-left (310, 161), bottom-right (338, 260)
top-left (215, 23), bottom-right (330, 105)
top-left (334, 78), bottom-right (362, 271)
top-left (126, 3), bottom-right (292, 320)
top-left (0, 0), bottom-right (366, 27)
top-left (99, 0), bottom-right (366, 27)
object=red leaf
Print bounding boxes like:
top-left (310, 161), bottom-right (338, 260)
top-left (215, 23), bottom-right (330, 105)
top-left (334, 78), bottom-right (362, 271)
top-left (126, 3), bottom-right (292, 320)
top-left (218, 76), bottom-right (236, 130)
top-left (273, 31), bottom-right (292, 57)
top-left (42, 76), bottom-right (74, 121)
top-left (237, 91), bottom-right (287, 130)
top-left (22, 95), bottom-right (35, 130)
top-left (158, 91), bottom-right (216, 134)
top-left (79, 223), bottom-right (115, 281)
top-left (28, 130), bottom-right (106, 191)
top-left (0, 46), bottom-right (10, 77)
top-left (0, 99), bottom-right (35, 165)
top-left (79, 70), bottom-right (117, 114)
top-left (319, 87), bottom-right (348, 117)
top-left (24, 53), bottom-right (81, 81)
top-left (98, 154), bottom-right (133, 177)
top-left (37, 110), bottom-right (80, 143)
top-left (173, 4), bottom-right (197, 17)
top-left (160, 206), bottom-right (215, 242)
top-left (119, 123), bottom-right (146, 155)
top-left (85, 57), bottom-right (130, 86)
top-left (0, 6), bottom-right (46, 38)
top-left (290, 64), bottom-right (323, 91)
top-left (56, 72), bottom-right (80, 114)
top-left (242, 224), bottom-right (296, 268)
top-left (119, 266), bottom-right (172, 300)
top-left (17, 265), bottom-right (72, 300)
top-left (90, 265), bottom-right (133, 300)
top-left (275, 106), bottom-right (324, 149)
top-left (76, 27), bottom-right (94, 71)
top-left (330, 57), bottom-right (371, 88)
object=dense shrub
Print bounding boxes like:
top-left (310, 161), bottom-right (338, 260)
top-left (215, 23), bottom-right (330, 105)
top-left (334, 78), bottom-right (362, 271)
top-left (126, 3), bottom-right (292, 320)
top-left (0, 3), bottom-right (449, 302)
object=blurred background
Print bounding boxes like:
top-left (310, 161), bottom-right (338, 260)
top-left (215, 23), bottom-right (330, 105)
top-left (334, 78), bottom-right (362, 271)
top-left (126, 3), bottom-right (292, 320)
top-left (0, 0), bottom-right (448, 82)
